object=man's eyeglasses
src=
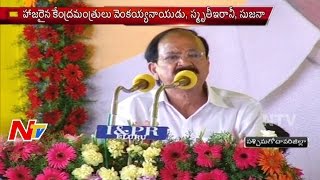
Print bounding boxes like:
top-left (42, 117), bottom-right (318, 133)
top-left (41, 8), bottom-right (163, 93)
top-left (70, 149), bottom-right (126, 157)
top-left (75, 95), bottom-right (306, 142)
top-left (159, 51), bottom-right (205, 63)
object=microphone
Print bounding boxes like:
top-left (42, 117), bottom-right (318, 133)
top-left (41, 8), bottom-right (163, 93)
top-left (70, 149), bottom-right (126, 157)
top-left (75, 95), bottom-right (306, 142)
top-left (109, 74), bottom-right (156, 125)
top-left (171, 70), bottom-right (198, 90)
top-left (151, 70), bottom-right (198, 126)
top-left (131, 74), bottom-right (156, 92)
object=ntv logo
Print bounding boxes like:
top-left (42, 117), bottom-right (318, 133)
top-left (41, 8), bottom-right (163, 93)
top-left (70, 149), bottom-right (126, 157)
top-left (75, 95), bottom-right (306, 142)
top-left (7, 119), bottom-right (48, 142)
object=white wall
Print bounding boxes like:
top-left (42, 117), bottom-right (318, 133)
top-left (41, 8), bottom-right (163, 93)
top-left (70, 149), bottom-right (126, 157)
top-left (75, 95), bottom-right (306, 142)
top-left (83, 0), bottom-right (320, 179)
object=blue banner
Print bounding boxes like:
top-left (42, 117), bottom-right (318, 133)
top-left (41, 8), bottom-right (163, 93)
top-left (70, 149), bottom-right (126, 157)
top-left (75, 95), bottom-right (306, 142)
top-left (96, 125), bottom-right (169, 140)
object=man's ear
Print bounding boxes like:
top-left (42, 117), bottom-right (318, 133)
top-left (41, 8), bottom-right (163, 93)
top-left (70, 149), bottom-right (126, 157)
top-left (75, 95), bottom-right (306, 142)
top-left (148, 62), bottom-right (159, 80)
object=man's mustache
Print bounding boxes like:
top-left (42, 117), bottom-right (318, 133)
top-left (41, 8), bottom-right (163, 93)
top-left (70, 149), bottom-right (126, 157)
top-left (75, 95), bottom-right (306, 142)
top-left (174, 66), bottom-right (199, 74)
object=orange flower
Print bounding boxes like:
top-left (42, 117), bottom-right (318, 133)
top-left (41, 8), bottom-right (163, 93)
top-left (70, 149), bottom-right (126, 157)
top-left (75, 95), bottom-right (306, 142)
top-left (266, 173), bottom-right (278, 180)
top-left (266, 172), bottom-right (293, 180)
top-left (258, 149), bottom-right (284, 176)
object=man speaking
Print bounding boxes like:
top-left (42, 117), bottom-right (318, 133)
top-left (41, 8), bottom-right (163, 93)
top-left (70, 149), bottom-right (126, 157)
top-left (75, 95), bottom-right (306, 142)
top-left (117, 28), bottom-right (266, 139)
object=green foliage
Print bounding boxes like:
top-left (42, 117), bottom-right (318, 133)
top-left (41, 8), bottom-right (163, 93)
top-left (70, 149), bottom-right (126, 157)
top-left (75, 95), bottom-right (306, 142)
top-left (207, 132), bottom-right (235, 145)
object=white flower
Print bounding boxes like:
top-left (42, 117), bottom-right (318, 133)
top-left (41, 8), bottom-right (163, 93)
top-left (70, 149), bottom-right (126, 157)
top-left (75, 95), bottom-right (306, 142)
top-left (260, 130), bottom-right (277, 137)
top-left (81, 143), bottom-right (99, 152)
top-left (107, 140), bottom-right (125, 158)
top-left (143, 147), bottom-right (161, 162)
top-left (138, 161), bottom-right (158, 177)
top-left (82, 149), bottom-right (103, 166)
top-left (97, 167), bottom-right (120, 180)
top-left (72, 164), bottom-right (94, 180)
top-left (120, 165), bottom-right (139, 180)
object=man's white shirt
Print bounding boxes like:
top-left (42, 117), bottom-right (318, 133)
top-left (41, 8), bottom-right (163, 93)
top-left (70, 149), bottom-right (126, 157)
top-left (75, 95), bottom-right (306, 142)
top-left (116, 86), bottom-right (265, 140)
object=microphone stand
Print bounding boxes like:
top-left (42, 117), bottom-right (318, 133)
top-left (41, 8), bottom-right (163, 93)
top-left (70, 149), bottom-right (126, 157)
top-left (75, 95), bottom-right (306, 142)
top-left (151, 79), bottom-right (190, 127)
top-left (109, 81), bottom-right (148, 125)
top-left (106, 85), bottom-right (142, 169)
top-left (105, 78), bottom-right (151, 168)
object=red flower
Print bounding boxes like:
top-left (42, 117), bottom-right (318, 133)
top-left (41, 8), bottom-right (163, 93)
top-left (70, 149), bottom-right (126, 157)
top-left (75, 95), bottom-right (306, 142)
top-left (26, 109), bottom-right (35, 119)
top-left (25, 68), bottom-right (42, 83)
top-left (10, 142), bottom-right (42, 162)
top-left (53, 51), bottom-right (63, 64)
top-left (0, 144), bottom-right (5, 160)
top-left (39, 27), bottom-right (59, 44)
top-left (193, 142), bottom-right (222, 168)
top-left (64, 25), bottom-right (85, 37)
top-left (0, 161), bottom-right (5, 175)
top-left (63, 42), bottom-right (86, 62)
top-left (36, 167), bottom-right (69, 180)
top-left (65, 81), bottom-right (87, 100)
top-left (43, 110), bottom-right (62, 125)
top-left (63, 124), bottom-right (77, 135)
top-left (195, 172), bottom-right (212, 180)
top-left (67, 107), bottom-right (88, 125)
top-left (211, 169), bottom-right (228, 180)
top-left (43, 66), bottom-right (62, 84)
top-left (4, 165), bottom-right (33, 180)
top-left (45, 48), bottom-right (55, 58)
top-left (195, 169), bottom-right (229, 180)
top-left (233, 146), bottom-right (259, 170)
top-left (28, 88), bottom-right (42, 110)
top-left (160, 166), bottom-right (191, 180)
top-left (27, 46), bottom-right (43, 63)
top-left (23, 25), bottom-right (37, 43)
top-left (45, 48), bottom-right (63, 64)
top-left (44, 85), bottom-right (59, 101)
top-left (46, 143), bottom-right (76, 169)
top-left (63, 64), bottom-right (84, 83)
top-left (161, 141), bottom-right (190, 167)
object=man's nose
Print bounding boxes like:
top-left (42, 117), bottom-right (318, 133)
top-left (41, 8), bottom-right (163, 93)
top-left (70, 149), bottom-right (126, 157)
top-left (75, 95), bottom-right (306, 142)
top-left (177, 55), bottom-right (193, 65)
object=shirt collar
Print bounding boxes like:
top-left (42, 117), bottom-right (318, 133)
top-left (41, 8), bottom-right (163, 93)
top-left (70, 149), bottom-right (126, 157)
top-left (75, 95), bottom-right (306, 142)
top-left (158, 89), bottom-right (168, 103)
top-left (155, 83), bottom-right (230, 108)
top-left (207, 85), bottom-right (230, 108)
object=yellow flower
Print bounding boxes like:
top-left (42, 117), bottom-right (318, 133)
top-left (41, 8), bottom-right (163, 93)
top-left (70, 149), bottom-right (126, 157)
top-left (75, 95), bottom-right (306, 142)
top-left (97, 167), bottom-right (120, 180)
top-left (143, 147), bottom-right (161, 162)
top-left (138, 161), bottom-right (158, 177)
top-left (81, 143), bottom-right (99, 152)
top-left (82, 149), bottom-right (103, 166)
top-left (151, 141), bottom-right (164, 149)
top-left (126, 144), bottom-right (143, 157)
top-left (24, 0), bottom-right (37, 7)
top-left (107, 140), bottom-right (125, 158)
top-left (72, 164), bottom-right (94, 180)
top-left (120, 165), bottom-right (139, 180)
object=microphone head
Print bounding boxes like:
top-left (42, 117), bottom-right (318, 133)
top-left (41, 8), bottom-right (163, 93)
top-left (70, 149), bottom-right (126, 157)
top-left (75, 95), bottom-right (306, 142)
top-left (173, 70), bottom-right (198, 90)
top-left (132, 74), bottom-right (156, 92)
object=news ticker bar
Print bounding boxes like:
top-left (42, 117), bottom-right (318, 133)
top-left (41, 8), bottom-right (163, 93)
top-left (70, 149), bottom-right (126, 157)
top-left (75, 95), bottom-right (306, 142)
top-left (0, 7), bottom-right (272, 25)
top-left (244, 137), bottom-right (308, 148)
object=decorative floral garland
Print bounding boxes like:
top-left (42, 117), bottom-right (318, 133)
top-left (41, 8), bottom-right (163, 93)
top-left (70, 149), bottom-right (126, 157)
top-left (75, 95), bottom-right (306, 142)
top-left (0, 133), bottom-right (304, 179)
top-left (2, 1), bottom-right (304, 180)
top-left (19, 0), bottom-right (92, 135)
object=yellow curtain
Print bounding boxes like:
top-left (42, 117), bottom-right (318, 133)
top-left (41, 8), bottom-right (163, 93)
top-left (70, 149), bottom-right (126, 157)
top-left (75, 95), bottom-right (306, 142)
top-left (0, 0), bottom-right (25, 135)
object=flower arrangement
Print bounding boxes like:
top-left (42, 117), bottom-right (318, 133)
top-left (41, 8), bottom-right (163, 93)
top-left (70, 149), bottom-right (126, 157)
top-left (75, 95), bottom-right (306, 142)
top-left (0, 133), bottom-right (303, 180)
top-left (15, 0), bottom-right (92, 135)
top-left (4, 0), bottom-right (303, 180)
